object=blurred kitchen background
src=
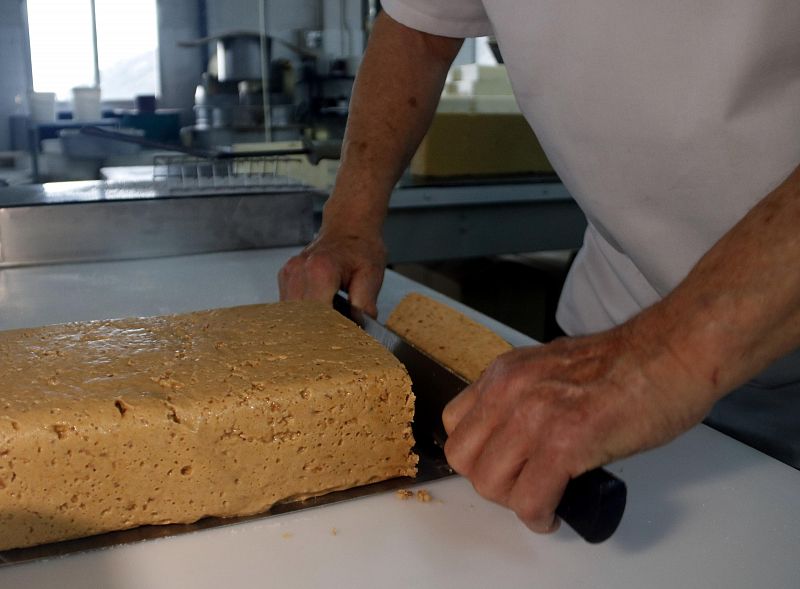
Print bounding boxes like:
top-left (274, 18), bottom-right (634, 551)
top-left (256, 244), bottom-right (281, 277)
top-left (0, 0), bottom-right (585, 341)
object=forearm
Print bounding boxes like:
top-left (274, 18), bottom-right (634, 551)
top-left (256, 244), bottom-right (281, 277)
top-left (642, 163), bottom-right (800, 404)
top-left (322, 12), bottom-right (462, 235)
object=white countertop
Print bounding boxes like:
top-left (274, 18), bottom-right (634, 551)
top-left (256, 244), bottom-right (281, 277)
top-left (0, 248), bottom-right (798, 588)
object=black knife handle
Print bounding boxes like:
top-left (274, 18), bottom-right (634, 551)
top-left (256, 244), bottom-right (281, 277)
top-left (555, 467), bottom-right (627, 543)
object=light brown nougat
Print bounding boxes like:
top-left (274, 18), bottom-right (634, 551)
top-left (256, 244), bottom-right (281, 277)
top-left (0, 301), bottom-right (416, 551)
top-left (387, 293), bottom-right (512, 382)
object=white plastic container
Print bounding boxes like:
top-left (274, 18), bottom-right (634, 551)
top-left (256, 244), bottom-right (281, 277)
top-left (71, 86), bottom-right (102, 121)
top-left (29, 92), bottom-right (57, 123)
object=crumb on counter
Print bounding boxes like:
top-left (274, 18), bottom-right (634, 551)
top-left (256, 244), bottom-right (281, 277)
top-left (416, 489), bottom-right (432, 503)
top-left (395, 489), bottom-right (414, 500)
top-left (281, 532), bottom-right (293, 539)
top-left (331, 527), bottom-right (338, 536)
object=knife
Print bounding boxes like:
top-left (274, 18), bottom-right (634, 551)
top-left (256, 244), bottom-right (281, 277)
top-left (334, 293), bottom-right (627, 544)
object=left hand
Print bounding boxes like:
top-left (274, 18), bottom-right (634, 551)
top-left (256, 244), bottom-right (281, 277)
top-left (442, 322), bottom-right (714, 533)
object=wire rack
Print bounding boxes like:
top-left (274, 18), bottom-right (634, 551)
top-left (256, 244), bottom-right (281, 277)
top-left (152, 154), bottom-right (309, 193)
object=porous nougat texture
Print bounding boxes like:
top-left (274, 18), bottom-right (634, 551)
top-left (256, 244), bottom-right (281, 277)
top-left (0, 301), bottom-right (416, 551)
top-left (386, 293), bottom-right (512, 382)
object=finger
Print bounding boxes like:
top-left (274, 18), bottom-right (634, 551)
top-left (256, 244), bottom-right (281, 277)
top-left (303, 279), bottom-right (340, 305)
top-left (279, 257), bottom-right (309, 301)
top-left (347, 265), bottom-right (384, 318)
top-left (278, 266), bottom-right (289, 300)
top-left (507, 458), bottom-right (568, 534)
top-left (300, 254), bottom-right (341, 304)
top-left (444, 393), bottom-right (499, 477)
top-left (442, 384), bottom-right (479, 436)
top-left (467, 418), bottom-right (532, 505)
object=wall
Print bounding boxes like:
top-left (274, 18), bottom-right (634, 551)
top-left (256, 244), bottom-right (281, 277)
top-left (0, 0), bottom-right (31, 151)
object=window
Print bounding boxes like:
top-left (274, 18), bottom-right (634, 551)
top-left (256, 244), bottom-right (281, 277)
top-left (475, 37), bottom-right (497, 65)
top-left (27, 0), bottom-right (95, 98)
top-left (27, 0), bottom-right (160, 101)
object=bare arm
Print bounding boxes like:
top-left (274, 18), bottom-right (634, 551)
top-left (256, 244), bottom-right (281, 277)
top-left (443, 163), bottom-right (800, 533)
top-left (279, 13), bottom-right (463, 315)
top-left (656, 163), bottom-right (800, 399)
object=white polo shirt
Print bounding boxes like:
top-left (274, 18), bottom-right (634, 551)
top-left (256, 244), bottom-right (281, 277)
top-left (383, 0), bottom-right (800, 336)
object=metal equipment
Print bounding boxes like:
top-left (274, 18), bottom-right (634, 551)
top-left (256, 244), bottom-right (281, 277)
top-left (77, 125), bottom-right (341, 194)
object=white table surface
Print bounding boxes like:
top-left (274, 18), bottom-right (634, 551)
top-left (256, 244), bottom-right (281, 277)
top-left (0, 248), bottom-right (798, 588)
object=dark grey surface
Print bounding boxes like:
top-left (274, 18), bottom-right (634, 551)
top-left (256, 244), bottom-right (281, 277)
top-left (384, 182), bottom-right (585, 263)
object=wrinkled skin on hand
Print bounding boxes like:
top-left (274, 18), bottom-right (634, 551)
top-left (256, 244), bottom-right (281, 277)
top-left (278, 230), bottom-right (386, 317)
top-left (442, 322), bottom-right (713, 534)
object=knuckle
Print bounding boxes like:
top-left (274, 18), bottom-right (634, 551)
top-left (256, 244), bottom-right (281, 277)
top-left (281, 256), bottom-right (304, 275)
top-left (304, 253), bottom-right (336, 279)
top-left (505, 365), bottom-right (533, 392)
top-left (515, 396), bottom-right (549, 433)
top-left (482, 357), bottom-right (524, 397)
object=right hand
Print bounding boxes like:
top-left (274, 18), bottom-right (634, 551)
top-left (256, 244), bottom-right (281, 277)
top-left (278, 229), bottom-right (387, 317)
top-left (441, 320), bottom-right (713, 534)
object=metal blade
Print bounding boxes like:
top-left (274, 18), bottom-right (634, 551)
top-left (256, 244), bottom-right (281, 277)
top-left (333, 294), bottom-right (469, 450)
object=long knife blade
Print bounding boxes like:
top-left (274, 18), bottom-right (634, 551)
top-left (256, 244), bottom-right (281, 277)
top-left (335, 293), bottom-right (627, 543)
top-left (333, 293), bottom-right (461, 450)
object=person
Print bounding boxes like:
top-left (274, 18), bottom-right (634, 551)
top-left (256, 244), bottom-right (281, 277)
top-left (279, 2), bottom-right (800, 534)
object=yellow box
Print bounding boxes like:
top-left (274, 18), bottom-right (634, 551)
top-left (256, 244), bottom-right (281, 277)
top-left (410, 113), bottom-right (553, 178)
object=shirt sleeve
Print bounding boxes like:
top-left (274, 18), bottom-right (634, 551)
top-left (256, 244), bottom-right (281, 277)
top-left (382, 0), bottom-right (493, 38)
